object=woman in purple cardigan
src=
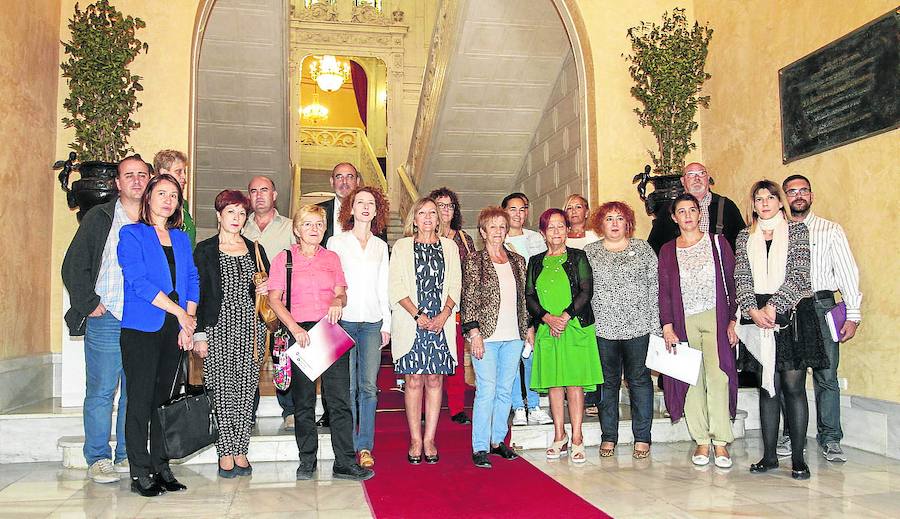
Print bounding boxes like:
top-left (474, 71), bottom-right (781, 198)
top-left (658, 194), bottom-right (740, 469)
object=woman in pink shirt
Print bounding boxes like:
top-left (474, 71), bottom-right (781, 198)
top-left (267, 204), bottom-right (374, 482)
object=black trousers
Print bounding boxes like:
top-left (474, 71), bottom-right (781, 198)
top-left (120, 314), bottom-right (181, 478)
top-left (290, 321), bottom-right (354, 469)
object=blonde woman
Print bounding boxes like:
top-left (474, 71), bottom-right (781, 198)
top-left (389, 198), bottom-right (462, 464)
top-left (564, 194), bottom-right (600, 250)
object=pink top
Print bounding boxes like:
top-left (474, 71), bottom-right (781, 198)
top-left (268, 244), bottom-right (347, 323)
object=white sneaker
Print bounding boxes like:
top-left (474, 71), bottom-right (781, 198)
top-left (776, 435), bottom-right (792, 458)
top-left (512, 408), bottom-right (527, 426)
top-left (87, 459), bottom-right (119, 484)
top-left (114, 459), bottom-right (130, 474)
top-left (528, 407), bottom-right (553, 425)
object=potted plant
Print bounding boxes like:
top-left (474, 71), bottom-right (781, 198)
top-left (55, 0), bottom-right (148, 220)
top-left (624, 8), bottom-right (713, 214)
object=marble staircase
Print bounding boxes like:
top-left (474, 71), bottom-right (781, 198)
top-left (2, 388), bottom-right (753, 468)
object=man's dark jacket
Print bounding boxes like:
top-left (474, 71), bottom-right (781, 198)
top-left (61, 199), bottom-right (117, 336)
top-left (647, 192), bottom-right (746, 255)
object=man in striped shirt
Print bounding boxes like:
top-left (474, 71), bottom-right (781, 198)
top-left (781, 174), bottom-right (861, 463)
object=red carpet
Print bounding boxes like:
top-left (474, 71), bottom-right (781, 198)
top-left (362, 351), bottom-right (610, 519)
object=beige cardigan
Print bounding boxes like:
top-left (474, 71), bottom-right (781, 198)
top-left (389, 236), bottom-right (462, 363)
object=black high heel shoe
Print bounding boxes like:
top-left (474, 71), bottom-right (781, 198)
top-left (749, 458), bottom-right (779, 473)
top-left (408, 446), bottom-right (423, 465)
top-left (425, 452), bottom-right (440, 464)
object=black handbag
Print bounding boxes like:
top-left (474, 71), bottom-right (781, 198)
top-left (156, 352), bottom-right (219, 459)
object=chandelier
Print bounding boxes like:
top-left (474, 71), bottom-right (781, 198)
top-left (309, 55), bottom-right (350, 92)
top-left (301, 92), bottom-right (328, 124)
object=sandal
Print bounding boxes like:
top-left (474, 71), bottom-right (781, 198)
top-left (571, 442), bottom-right (586, 464)
top-left (546, 435), bottom-right (569, 460)
top-left (633, 442), bottom-right (651, 460)
top-left (599, 442), bottom-right (616, 457)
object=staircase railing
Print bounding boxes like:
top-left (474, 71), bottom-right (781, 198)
top-left (297, 126), bottom-right (387, 193)
top-left (390, 164), bottom-right (419, 219)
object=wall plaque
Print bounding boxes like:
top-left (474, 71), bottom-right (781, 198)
top-left (779, 9), bottom-right (899, 163)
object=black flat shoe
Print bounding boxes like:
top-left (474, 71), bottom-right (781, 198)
top-left (472, 451), bottom-right (492, 469)
top-left (791, 463), bottom-right (811, 480)
top-left (296, 461), bottom-right (317, 480)
top-left (234, 462), bottom-right (252, 477)
top-left (316, 413), bottom-right (330, 428)
top-left (749, 459), bottom-right (779, 473)
top-left (157, 467), bottom-right (187, 491)
top-left (451, 412), bottom-right (472, 425)
top-left (425, 452), bottom-right (440, 464)
top-left (217, 465), bottom-right (238, 479)
top-left (333, 463), bottom-right (375, 481)
top-left (130, 474), bottom-right (166, 497)
top-left (490, 442), bottom-right (519, 460)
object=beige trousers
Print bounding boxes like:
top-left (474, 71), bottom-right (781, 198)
top-left (684, 308), bottom-right (734, 446)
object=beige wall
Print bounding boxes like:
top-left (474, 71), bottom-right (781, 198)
top-left (694, 0), bottom-right (899, 402)
top-left (575, 0), bottom-right (698, 237)
top-left (0, 1), bottom-right (61, 360)
top-left (514, 51), bottom-right (584, 222)
top-left (51, 0), bottom-right (202, 352)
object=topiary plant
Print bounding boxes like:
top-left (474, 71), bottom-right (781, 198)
top-left (61, 0), bottom-right (148, 163)
top-left (624, 8), bottom-right (713, 175)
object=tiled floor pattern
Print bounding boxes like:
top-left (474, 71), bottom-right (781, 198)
top-left (0, 437), bottom-right (897, 518)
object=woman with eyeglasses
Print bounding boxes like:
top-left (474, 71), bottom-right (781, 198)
top-left (429, 187), bottom-right (476, 425)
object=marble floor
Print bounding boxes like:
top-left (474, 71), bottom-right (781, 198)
top-left (0, 437), bottom-right (897, 518)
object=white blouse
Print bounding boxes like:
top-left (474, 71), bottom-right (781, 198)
top-left (676, 233), bottom-right (716, 317)
top-left (326, 231), bottom-right (391, 333)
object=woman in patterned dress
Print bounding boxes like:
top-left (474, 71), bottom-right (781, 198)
top-left (389, 198), bottom-right (462, 464)
top-left (192, 190), bottom-right (268, 478)
top-left (429, 187), bottom-right (476, 425)
top-left (584, 201), bottom-right (660, 459)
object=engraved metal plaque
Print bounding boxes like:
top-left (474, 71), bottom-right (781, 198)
top-left (779, 9), bottom-right (899, 163)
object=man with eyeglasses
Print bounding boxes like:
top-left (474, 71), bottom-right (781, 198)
top-left (647, 162), bottom-right (746, 255)
top-left (777, 174), bottom-right (861, 463)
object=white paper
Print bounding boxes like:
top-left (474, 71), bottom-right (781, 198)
top-left (645, 335), bottom-right (702, 386)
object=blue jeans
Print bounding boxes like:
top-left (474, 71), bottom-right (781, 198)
top-left (812, 297), bottom-right (842, 446)
top-left (511, 355), bottom-right (539, 409)
top-left (597, 334), bottom-right (653, 444)
top-left (342, 320), bottom-right (383, 452)
top-left (472, 340), bottom-right (524, 452)
top-left (83, 311), bottom-right (127, 464)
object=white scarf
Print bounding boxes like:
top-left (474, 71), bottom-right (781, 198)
top-left (737, 212), bottom-right (789, 397)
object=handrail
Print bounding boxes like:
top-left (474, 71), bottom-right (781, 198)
top-left (297, 126), bottom-right (386, 193)
top-left (395, 164), bottom-right (419, 216)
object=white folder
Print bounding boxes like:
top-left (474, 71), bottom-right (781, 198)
top-left (645, 335), bottom-right (702, 386)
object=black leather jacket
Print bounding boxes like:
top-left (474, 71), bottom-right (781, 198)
top-left (524, 247), bottom-right (595, 328)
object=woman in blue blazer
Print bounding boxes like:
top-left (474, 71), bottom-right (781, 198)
top-left (118, 174), bottom-right (200, 497)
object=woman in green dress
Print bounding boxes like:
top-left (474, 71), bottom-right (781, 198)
top-left (525, 208), bottom-right (603, 463)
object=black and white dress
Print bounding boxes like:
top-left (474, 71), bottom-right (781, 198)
top-left (394, 242), bottom-right (455, 375)
top-left (203, 251), bottom-right (266, 457)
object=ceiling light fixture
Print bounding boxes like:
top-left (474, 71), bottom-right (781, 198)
top-left (309, 55), bottom-right (350, 92)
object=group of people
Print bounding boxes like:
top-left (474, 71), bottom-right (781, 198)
top-left (63, 153), bottom-right (861, 496)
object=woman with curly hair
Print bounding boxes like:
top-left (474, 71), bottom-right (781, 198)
top-left (429, 187), bottom-right (476, 425)
top-left (326, 186), bottom-right (391, 469)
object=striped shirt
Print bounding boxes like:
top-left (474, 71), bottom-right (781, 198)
top-left (802, 212), bottom-right (862, 322)
top-left (96, 200), bottom-right (135, 320)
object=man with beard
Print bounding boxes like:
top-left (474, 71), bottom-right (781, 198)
top-left (243, 175), bottom-right (297, 431)
top-left (647, 162), bottom-right (746, 254)
top-left (778, 174), bottom-right (861, 463)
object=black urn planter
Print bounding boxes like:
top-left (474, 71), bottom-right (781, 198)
top-left (55, 152), bottom-right (119, 221)
top-left (633, 165), bottom-right (685, 217)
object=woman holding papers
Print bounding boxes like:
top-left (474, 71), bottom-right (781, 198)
top-left (326, 186), bottom-right (391, 470)
top-left (193, 190), bottom-right (269, 478)
top-left (526, 208), bottom-right (602, 463)
top-left (267, 205), bottom-right (374, 482)
top-left (461, 207), bottom-right (533, 468)
top-left (734, 180), bottom-right (824, 480)
top-left (657, 193), bottom-right (739, 469)
top-left (389, 197), bottom-right (462, 465)
top-left (584, 201), bottom-right (659, 460)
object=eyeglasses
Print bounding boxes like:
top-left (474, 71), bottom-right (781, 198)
top-left (785, 188), bottom-right (811, 197)
top-left (437, 202), bottom-right (455, 210)
top-left (684, 171), bottom-right (708, 179)
top-left (333, 174), bottom-right (358, 182)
